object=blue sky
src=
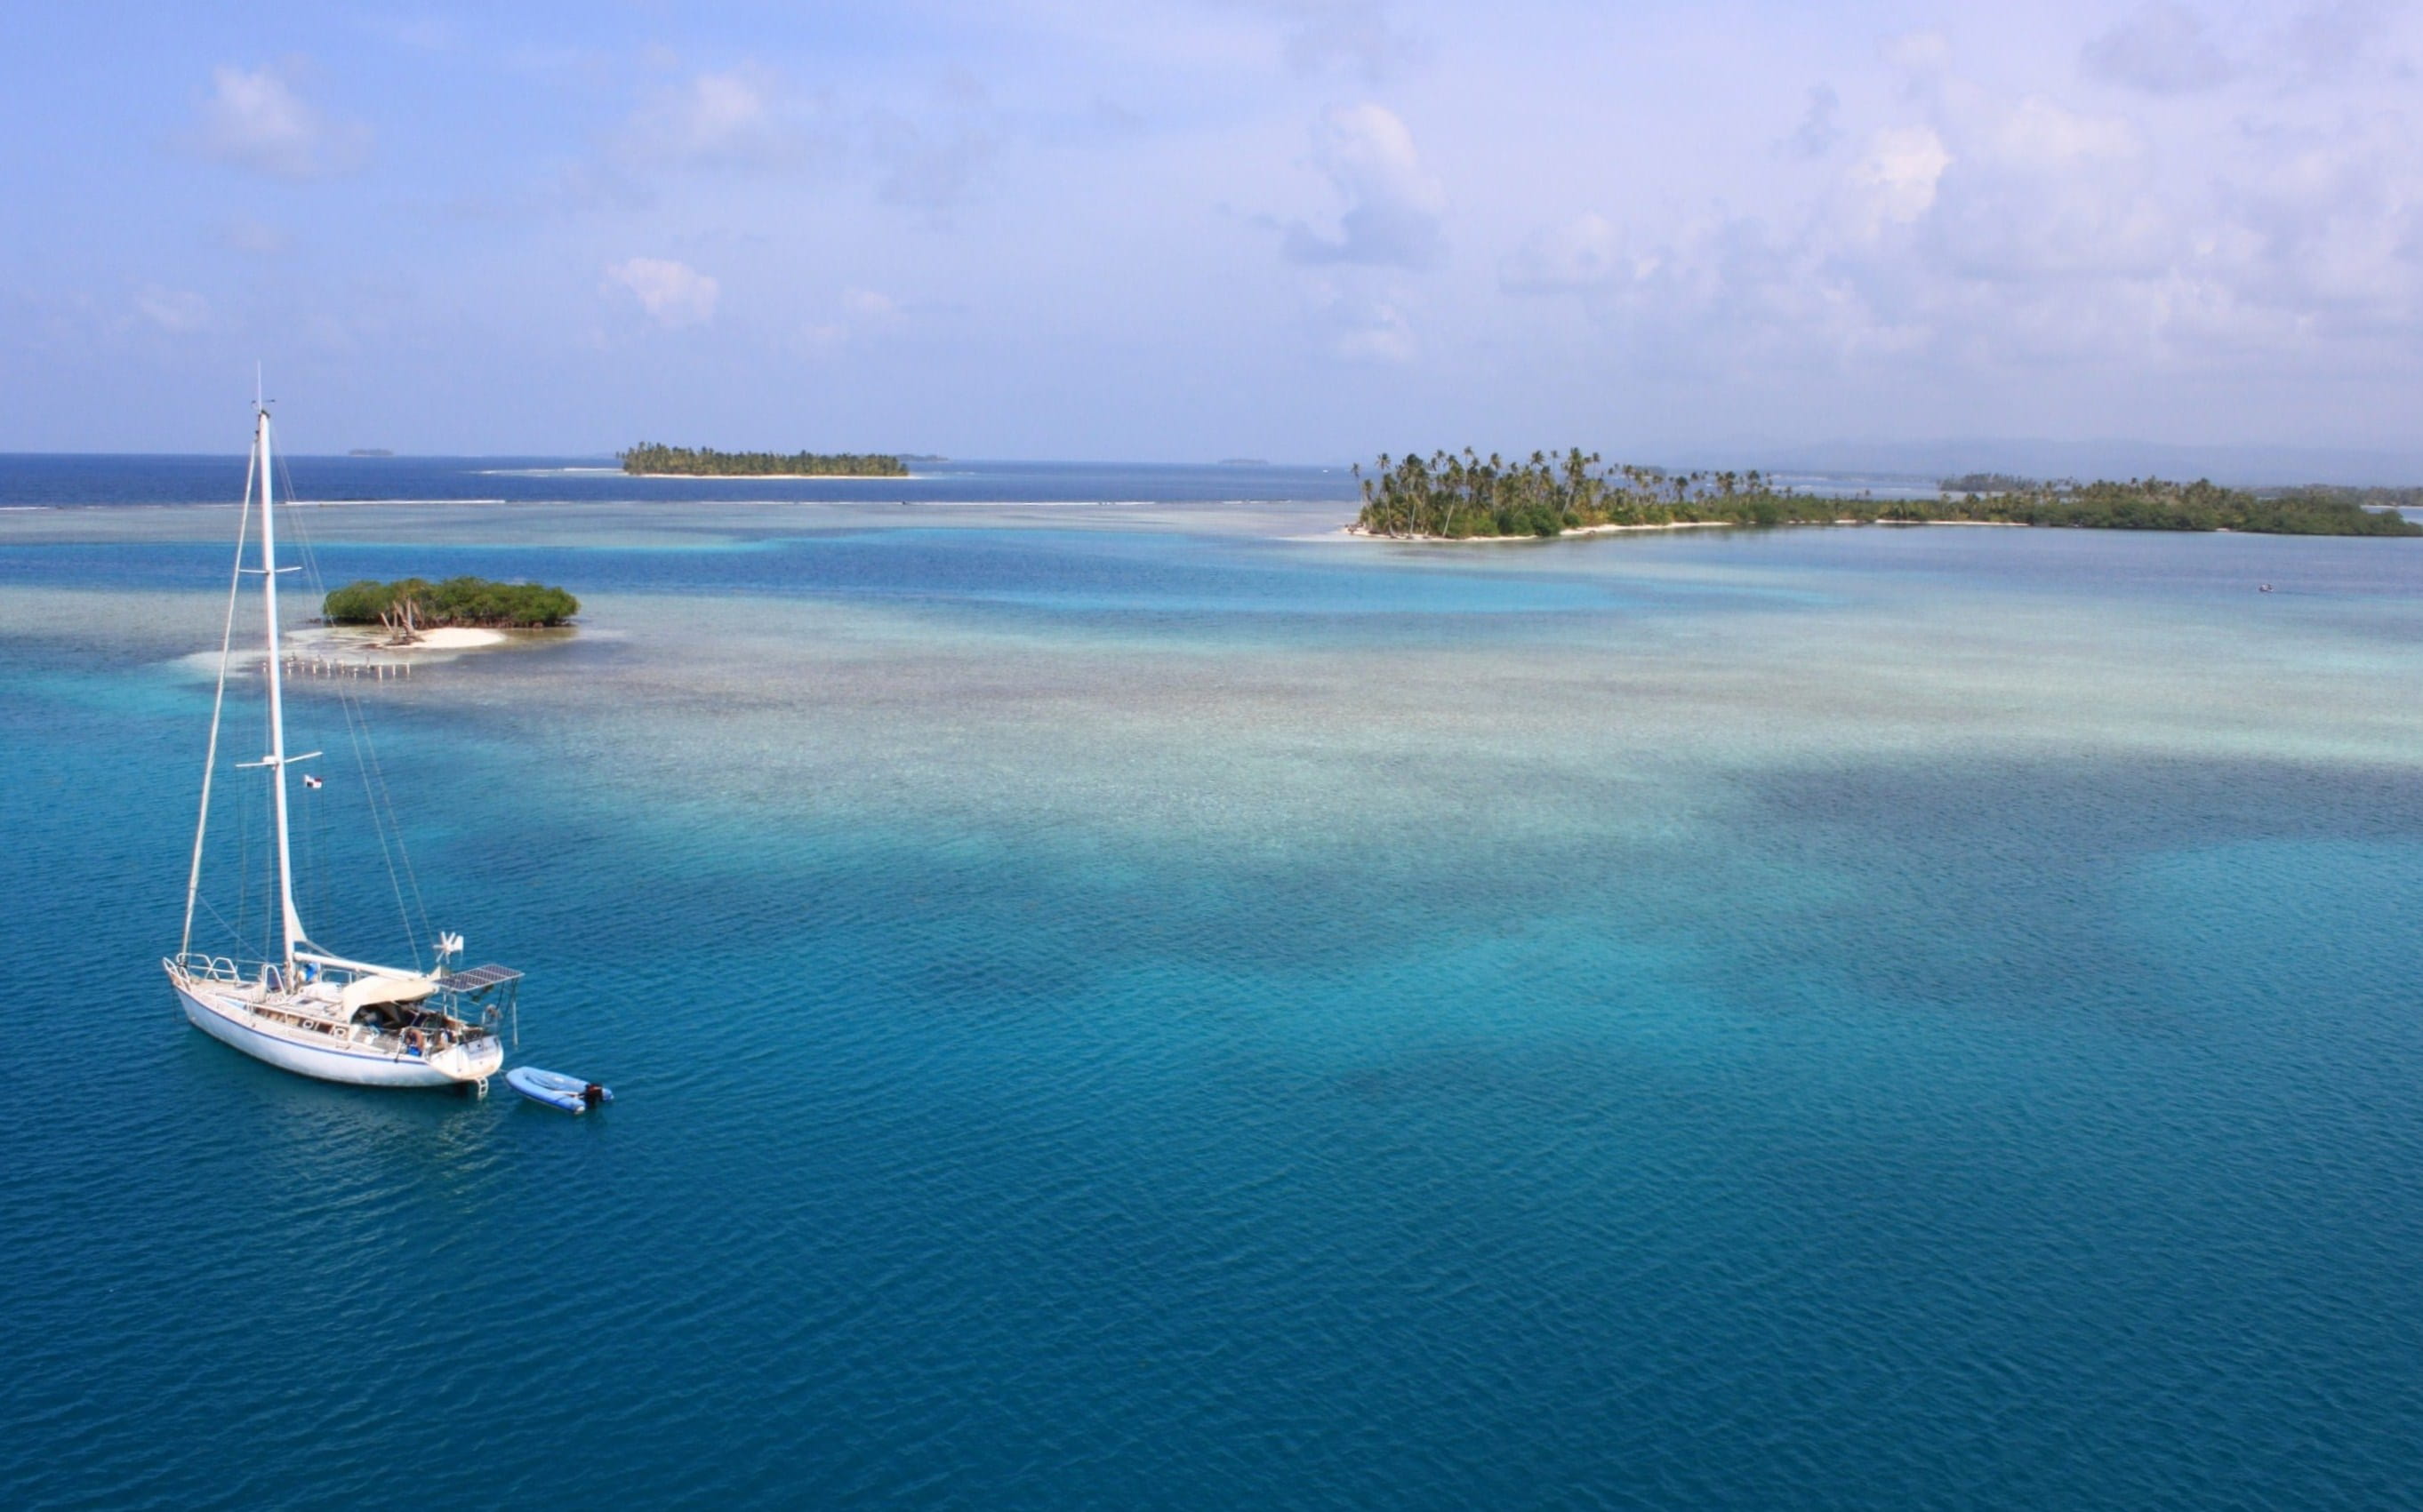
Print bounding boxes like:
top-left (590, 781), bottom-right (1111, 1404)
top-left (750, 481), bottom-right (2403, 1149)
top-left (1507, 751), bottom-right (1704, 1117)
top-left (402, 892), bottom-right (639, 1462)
top-left (4, 2), bottom-right (2420, 462)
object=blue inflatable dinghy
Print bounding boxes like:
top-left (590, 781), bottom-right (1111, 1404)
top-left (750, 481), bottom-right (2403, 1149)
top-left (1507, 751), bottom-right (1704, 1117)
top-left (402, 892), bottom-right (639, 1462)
top-left (507, 1067), bottom-right (612, 1114)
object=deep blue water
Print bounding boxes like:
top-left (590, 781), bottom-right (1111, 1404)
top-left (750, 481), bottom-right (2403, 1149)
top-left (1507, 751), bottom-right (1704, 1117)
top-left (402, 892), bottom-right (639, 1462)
top-left (4, 459), bottom-right (2422, 1508)
top-left (0, 452), bottom-right (1362, 508)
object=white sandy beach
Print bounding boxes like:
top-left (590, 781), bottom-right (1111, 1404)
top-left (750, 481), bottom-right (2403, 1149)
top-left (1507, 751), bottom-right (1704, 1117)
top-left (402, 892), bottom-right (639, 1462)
top-left (281, 622), bottom-right (513, 660)
top-left (1339, 516), bottom-right (2034, 542)
top-left (384, 626), bottom-right (507, 650)
top-left (1341, 519), bottom-right (1739, 542)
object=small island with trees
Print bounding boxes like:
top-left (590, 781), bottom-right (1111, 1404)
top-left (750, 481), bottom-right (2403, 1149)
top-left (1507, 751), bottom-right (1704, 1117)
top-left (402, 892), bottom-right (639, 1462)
top-left (1352, 450), bottom-right (2423, 540)
top-left (619, 443), bottom-right (910, 477)
top-left (324, 577), bottom-right (579, 631)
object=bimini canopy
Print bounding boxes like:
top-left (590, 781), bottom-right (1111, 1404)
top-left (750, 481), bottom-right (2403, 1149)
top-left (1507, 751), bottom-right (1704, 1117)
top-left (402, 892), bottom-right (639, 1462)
top-left (341, 972), bottom-right (438, 1013)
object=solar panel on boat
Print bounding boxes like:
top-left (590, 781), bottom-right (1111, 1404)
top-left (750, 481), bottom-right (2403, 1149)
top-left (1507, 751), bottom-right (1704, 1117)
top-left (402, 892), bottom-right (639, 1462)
top-left (436, 964), bottom-right (522, 991)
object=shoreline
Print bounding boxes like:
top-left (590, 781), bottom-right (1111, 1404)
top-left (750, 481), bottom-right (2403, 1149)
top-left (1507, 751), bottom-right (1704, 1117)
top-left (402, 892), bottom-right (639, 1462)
top-left (169, 622), bottom-right (545, 680)
top-left (1345, 519), bottom-right (1741, 543)
top-left (1342, 517), bottom-right (2036, 542)
top-left (330, 625), bottom-right (510, 651)
top-left (624, 471), bottom-right (911, 481)
top-left (284, 623), bottom-right (519, 659)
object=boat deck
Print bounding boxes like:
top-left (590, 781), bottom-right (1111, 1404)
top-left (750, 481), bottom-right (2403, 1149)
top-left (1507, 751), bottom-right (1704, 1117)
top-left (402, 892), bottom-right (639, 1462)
top-left (170, 959), bottom-right (501, 1080)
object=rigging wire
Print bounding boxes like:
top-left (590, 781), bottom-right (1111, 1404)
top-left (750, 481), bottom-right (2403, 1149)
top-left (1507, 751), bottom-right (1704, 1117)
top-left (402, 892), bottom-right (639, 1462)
top-left (232, 739), bottom-right (253, 962)
top-left (275, 447), bottom-right (435, 968)
top-left (179, 433), bottom-right (255, 961)
top-left (353, 699), bottom-right (433, 966)
top-left (298, 743), bottom-right (324, 940)
top-left (284, 476), bottom-right (425, 962)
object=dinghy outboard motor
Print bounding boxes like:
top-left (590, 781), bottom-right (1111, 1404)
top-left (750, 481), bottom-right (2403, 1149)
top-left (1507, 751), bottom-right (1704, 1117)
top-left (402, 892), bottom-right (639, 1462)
top-left (582, 1084), bottom-right (605, 1109)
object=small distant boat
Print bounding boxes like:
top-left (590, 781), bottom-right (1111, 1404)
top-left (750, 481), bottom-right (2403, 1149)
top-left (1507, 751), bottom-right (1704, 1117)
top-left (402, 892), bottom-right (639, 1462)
top-left (507, 1067), bottom-right (612, 1113)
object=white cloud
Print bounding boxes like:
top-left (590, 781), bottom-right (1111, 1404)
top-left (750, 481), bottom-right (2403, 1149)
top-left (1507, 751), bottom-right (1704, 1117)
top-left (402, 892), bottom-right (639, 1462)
top-left (1932, 100), bottom-right (2166, 284)
top-left (135, 285), bottom-right (212, 334)
top-left (1994, 97), bottom-right (2141, 166)
top-left (604, 258), bottom-right (720, 327)
top-left (621, 68), bottom-right (796, 168)
top-left (611, 65), bottom-right (1005, 214)
top-left (2202, 111), bottom-right (2423, 335)
top-left (1854, 126), bottom-right (1953, 226)
top-left (193, 64), bottom-right (367, 180)
top-left (1285, 103), bottom-right (1446, 268)
top-left (798, 288), bottom-right (905, 356)
top-left (843, 288), bottom-right (899, 320)
top-left (1499, 50), bottom-right (2423, 394)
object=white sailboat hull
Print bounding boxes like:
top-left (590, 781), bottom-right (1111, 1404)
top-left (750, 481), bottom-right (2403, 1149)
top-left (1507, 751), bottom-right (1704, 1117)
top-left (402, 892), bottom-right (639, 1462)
top-left (172, 978), bottom-right (501, 1089)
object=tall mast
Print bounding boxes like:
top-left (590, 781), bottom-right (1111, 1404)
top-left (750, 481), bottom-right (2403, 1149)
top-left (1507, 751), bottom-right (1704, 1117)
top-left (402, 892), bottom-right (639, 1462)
top-left (257, 405), bottom-right (307, 970)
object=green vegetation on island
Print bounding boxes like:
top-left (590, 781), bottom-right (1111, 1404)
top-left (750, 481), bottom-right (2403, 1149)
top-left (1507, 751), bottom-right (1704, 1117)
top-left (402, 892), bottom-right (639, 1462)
top-left (618, 443), bottom-right (909, 477)
top-left (2246, 484), bottom-right (2423, 512)
top-left (324, 577), bottom-right (580, 628)
top-left (1353, 451), bottom-right (2423, 539)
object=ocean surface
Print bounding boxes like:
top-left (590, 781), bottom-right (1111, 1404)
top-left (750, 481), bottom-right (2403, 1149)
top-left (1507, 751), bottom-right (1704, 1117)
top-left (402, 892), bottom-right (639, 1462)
top-left (4, 456), bottom-right (2420, 1508)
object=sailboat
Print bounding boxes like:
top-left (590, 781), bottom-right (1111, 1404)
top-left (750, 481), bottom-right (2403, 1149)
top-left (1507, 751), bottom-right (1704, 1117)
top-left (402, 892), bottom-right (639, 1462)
top-left (163, 400), bottom-right (515, 1090)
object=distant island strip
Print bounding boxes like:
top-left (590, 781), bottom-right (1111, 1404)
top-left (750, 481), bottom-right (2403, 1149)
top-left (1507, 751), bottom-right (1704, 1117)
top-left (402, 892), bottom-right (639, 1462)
top-left (619, 443), bottom-right (909, 477)
top-left (1352, 452), bottom-right (2423, 539)
top-left (325, 577), bottom-right (579, 628)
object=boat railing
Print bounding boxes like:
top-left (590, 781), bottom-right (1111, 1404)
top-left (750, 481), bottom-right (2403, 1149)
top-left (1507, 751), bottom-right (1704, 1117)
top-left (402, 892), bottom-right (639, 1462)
top-left (168, 953), bottom-right (245, 984)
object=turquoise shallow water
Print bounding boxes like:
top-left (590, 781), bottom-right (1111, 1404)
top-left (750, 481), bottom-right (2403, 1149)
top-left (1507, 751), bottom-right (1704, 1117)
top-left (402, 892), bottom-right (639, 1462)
top-left (4, 466), bottom-right (2423, 1508)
